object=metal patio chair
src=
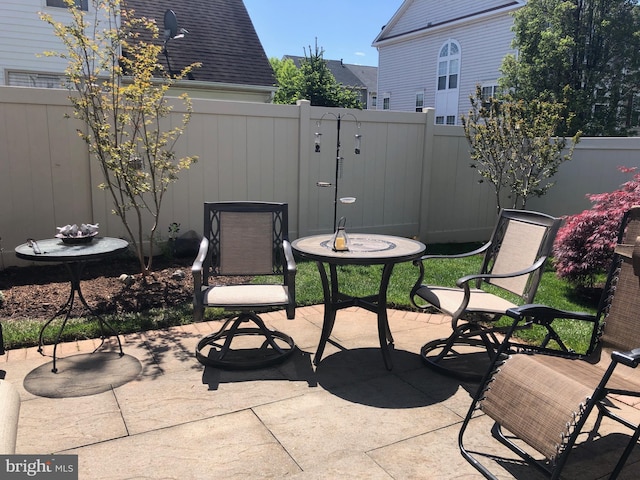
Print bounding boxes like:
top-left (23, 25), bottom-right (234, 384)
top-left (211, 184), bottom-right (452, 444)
top-left (193, 201), bottom-right (297, 369)
top-left (410, 209), bottom-right (562, 380)
top-left (459, 206), bottom-right (640, 479)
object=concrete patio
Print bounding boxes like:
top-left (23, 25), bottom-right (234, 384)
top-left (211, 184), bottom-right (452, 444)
top-left (1, 305), bottom-right (639, 479)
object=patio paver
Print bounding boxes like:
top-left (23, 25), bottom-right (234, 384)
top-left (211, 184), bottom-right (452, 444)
top-left (1, 306), bottom-right (638, 479)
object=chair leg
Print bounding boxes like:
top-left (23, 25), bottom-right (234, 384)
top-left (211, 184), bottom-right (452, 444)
top-left (421, 322), bottom-right (497, 381)
top-left (195, 312), bottom-right (296, 370)
top-left (610, 424), bottom-right (640, 479)
top-left (491, 423), bottom-right (554, 478)
top-left (593, 401), bottom-right (640, 479)
top-left (458, 398), bottom-right (500, 480)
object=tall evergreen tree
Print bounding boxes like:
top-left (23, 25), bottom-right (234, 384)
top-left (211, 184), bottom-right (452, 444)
top-left (501, 0), bottom-right (640, 136)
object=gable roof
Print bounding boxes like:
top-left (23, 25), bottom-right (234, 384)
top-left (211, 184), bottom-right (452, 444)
top-left (345, 64), bottom-right (378, 94)
top-left (124, 0), bottom-right (275, 87)
top-left (284, 55), bottom-right (376, 91)
top-left (373, 0), bottom-right (524, 46)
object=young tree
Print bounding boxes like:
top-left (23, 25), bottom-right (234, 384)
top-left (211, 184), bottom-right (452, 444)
top-left (40, 0), bottom-right (198, 276)
top-left (501, 0), bottom-right (640, 136)
top-left (462, 86), bottom-right (580, 212)
top-left (270, 57), bottom-right (301, 105)
top-left (271, 41), bottom-right (361, 108)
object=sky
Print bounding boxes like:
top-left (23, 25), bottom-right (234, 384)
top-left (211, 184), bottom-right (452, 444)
top-left (243, 1), bottom-right (405, 67)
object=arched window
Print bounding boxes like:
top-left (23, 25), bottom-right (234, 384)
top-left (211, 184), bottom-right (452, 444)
top-left (437, 40), bottom-right (459, 91)
top-left (435, 40), bottom-right (461, 125)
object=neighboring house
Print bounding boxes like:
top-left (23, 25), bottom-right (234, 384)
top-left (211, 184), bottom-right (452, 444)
top-left (0, 0), bottom-right (89, 88)
top-left (373, 0), bottom-right (525, 123)
top-left (0, 0), bottom-right (276, 102)
top-left (284, 55), bottom-right (378, 110)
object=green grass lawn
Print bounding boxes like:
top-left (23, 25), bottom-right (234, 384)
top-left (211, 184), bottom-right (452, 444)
top-left (1, 243), bottom-right (601, 353)
top-left (293, 241), bottom-right (600, 355)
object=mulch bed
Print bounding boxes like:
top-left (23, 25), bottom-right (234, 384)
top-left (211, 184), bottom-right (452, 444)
top-left (0, 255), bottom-right (196, 320)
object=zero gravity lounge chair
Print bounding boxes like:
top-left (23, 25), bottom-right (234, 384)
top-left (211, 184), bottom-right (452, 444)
top-left (193, 202), bottom-right (297, 369)
top-left (459, 206), bottom-right (640, 479)
top-left (410, 209), bottom-right (562, 380)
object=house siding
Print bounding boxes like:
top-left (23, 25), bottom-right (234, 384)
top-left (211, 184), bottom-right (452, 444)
top-left (388, 0), bottom-right (514, 38)
top-left (0, 0), bottom-right (88, 85)
top-left (376, 0), bottom-right (518, 119)
top-left (0, 0), bottom-right (275, 101)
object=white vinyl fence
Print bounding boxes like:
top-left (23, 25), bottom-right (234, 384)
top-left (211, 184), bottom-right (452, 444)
top-left (1, 86), bottom-right (640, 268)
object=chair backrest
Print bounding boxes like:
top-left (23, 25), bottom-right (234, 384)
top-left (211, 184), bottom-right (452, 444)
top-left (481, 209), bottom-right (561, 300)
top-left (595, 206), bottom-right (640, 354)
top-left (202, 202), bottom-right (288, 282)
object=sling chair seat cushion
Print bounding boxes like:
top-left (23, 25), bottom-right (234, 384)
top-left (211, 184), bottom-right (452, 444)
top-left (414, 285), bottom-right (518, 316)
top-left (203, 284), bottom-right (291, 309)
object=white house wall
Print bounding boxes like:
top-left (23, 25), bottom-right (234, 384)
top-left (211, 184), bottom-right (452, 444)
top-left (456, 14), bottom-right (516, 116)
top-left (387, 0), bottom-right (515, 37)
top-left (376, 0), bottom-right (519, 119)
top-left (0, 1), bottom-right (103, 86)
top-left (378, 13), bottom-right (515, 117)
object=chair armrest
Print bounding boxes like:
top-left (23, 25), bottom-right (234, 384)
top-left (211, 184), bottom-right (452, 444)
top-left (612, 348), bottom-right (640, 368)
top-left (507, 304), bottom-right (597, 325)
top-left (282, 239), bottom-right (297, 319)
top-left (417, 242), bottom-right (491, 263)
top-left (283, 239), bottom-right (297, 277)
top-left (0, 380), bottom-right (20, 454)
top-left (410, 243), bottom-right (491, 309)
top-left (192, 237), bottom-right (210, 293)
top-left (455, 256), bottom-right (548, 288)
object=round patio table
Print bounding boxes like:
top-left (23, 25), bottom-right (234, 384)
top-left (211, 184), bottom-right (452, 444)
top-left (292, 233), bottom-right (426, 370)
top-left (15, 237), bottom-right (129, 373)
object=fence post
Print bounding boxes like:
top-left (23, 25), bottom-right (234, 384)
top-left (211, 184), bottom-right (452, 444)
top-left (296, 99), bottom-right (312, 238)
top-left (418, 107), bottom-right (435, 243)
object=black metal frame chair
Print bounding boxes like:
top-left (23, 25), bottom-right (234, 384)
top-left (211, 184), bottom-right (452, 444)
top-left (459, 206), bottom-right (640, 479)
top-left (193, 201), bottom-right (297, 369)
top-left (410, 209), bottom-right (562, 380)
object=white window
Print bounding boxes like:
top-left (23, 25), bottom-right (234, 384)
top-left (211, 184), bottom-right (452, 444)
top-left (435, 39), bottom-right (460, 125)
top-left (371, 95), bottom-right (377, 108)
top-left (383, 94), bottom-right (390, 110)
top-left (481, 85), bottom-right (499, 103)
top-left (437, 41), bottom-right (459, 91)
top-left (415, 91), bottom-right (424, 112)
top-left (7, 71), bottom-right (67, 89)
top-left (46, 0), bottom-right (88, 10)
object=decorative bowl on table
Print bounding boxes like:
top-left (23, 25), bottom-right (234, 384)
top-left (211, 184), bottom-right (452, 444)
top-left (55, 223), bottom-right (99, 244)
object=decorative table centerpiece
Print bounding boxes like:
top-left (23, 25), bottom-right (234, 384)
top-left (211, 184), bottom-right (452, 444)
top-left (55, 223), bottom-right (99, 244)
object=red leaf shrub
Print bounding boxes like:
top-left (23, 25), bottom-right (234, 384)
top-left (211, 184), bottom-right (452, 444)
top-left (553, 167), bottom-right (640, 286)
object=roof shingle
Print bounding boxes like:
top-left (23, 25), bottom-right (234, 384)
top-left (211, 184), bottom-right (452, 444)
top-left (124, 0), bottom-right (275, 86)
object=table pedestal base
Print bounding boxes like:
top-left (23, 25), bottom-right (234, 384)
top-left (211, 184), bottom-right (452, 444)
top-left (314, 262), bottom-right (396, 370)
top-left (37, 262), bottom-right (123, 373)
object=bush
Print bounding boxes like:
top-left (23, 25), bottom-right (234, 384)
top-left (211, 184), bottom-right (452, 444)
top-left (553, 167), bottom-right (640, 286)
